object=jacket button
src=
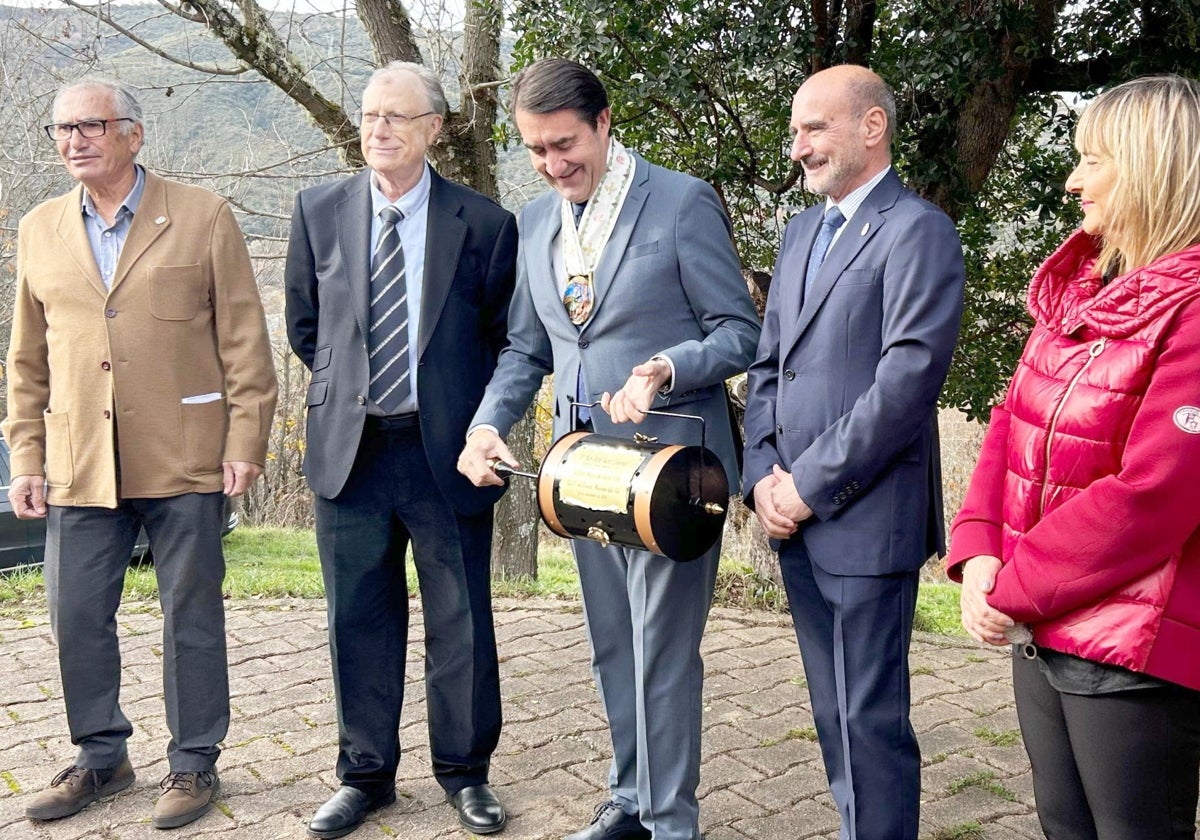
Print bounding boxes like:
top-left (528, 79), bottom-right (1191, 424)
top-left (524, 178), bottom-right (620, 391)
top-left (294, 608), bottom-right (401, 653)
top-left (105, 308), bottom-right (117, 318)
top-left (356, 395), bottom-right (366, 405)
top-left (103, 410), bottom-right (111, 419)
top-left (776, 425), bottom-right (783, 435)
top-left (578, 339), bottom-right (590, 349)
top-left (783, 369), bottom-right (795, 380)
top-left (101, 361), bottom-right (111, 371)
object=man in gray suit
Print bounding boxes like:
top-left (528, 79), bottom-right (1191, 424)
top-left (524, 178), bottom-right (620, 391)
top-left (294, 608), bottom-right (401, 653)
top-left (743, 66), bottom-right (965, 840)
top-left (458, 59), bottom-right (759, 840)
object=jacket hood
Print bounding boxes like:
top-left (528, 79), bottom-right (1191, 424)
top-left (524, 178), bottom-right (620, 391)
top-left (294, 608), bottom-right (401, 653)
top-left (1029, 229), bottom-right (1200, 338)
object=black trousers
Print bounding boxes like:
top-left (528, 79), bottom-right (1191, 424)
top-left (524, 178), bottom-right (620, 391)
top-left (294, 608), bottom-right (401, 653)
top-left (314, 421), bottom-right (500, 795)
top-left (1013, 653), bottom-right (1200, 840)
top-left (45, 493), bottom-right (229, 772)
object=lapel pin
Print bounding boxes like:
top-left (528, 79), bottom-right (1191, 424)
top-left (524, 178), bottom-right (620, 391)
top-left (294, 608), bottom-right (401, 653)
top-left (155, 216), bottom-right (166, 225)
top-left (860, 222), bottom-right (870, 236)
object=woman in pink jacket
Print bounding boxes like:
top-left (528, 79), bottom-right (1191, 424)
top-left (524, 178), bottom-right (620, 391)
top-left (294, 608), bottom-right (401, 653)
top-left (948, 74), bottom-right (1200, 840)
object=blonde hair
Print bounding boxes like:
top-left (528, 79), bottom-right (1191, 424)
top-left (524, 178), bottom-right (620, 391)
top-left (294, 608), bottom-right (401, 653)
top-left (1074, 74), bottom-right (1200, 276)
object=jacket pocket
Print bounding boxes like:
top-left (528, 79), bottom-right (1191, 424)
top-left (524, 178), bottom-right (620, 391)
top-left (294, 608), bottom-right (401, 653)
top-left (306, 381), bottom-right (328, 407)
top-left (43, 410), bottom-right (74, 488)
top-left (312, 345), bottom-right (332, 373)
top-left (180, 398), bottom-right (227, 476)
top-left (149, 264), bottom-right (206, 321)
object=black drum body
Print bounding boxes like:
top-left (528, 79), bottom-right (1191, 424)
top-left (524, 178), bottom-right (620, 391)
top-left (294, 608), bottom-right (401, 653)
top-left (534, 431), bottom-right (729, 562)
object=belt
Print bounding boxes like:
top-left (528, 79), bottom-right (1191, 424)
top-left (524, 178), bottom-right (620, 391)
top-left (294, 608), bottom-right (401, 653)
top-left (364, 412), bottom-right (421, 432)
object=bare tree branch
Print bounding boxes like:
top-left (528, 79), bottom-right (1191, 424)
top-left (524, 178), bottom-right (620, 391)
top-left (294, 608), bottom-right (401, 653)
top-left (60, 0), bottom-right (248, 75)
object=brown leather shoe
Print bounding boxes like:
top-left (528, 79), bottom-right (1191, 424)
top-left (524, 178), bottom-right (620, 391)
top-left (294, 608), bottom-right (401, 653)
top-left (25, 758), bottom-right (135, 821)
top-left (153, 769), bottom-right (220, 829)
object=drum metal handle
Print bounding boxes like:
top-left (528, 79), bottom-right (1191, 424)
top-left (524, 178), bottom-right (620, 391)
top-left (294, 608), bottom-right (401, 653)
top-left (570, 400), bottom-right (709, 451)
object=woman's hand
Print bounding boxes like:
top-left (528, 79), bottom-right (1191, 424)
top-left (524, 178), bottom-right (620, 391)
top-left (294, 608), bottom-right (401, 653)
top-left (960, 555), bottom-right (1015, 646)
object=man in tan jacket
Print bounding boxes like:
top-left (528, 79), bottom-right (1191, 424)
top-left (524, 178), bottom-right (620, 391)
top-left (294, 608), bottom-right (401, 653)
top-left (3, 78), bottom-right (277, 830)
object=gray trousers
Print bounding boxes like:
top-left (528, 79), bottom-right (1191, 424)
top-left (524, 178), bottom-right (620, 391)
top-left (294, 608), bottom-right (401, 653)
top-left (573, 537), bottom-right (720, 840)
top-left (45, 492), bottom-right (229, 772)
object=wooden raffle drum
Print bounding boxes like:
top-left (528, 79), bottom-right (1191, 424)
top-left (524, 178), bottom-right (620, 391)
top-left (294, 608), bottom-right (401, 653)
top-left (500, 410), bottom-right (729, 562)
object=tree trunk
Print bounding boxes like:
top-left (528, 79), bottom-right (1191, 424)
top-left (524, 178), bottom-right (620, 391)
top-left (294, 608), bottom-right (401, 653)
top-left (490, 412), bottom-right (540, 578)
top-left (357, 0), bottom-right (423, 66)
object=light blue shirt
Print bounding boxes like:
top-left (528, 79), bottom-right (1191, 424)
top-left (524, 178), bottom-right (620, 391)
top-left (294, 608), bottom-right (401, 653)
top-left (368, 162), bottom-right (430, 415)
top-left (82, 164), bottom-right (145, 291)
top-left (825, 164), bottom-right (892, 250)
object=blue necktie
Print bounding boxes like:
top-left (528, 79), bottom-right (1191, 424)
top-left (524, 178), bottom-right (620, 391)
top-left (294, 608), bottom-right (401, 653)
top-left (804, 206), bottom-right (846, 295)
top-left (368, 205), bottom-right (411, 414)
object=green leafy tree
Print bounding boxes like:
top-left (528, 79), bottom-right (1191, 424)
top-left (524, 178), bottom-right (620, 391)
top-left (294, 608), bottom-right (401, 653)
top-left (511, 0), bottom-right (1200, 419)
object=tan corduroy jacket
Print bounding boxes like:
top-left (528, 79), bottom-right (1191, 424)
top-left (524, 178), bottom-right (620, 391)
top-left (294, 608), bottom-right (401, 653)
top-left (3, 170), bottom-right (278, 508)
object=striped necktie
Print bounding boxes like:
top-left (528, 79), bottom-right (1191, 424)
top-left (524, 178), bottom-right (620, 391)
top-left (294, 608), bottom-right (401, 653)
top-left (804, 205), bottom-right (847, 294)
top-left (368, 205), bottom-right (412, 414)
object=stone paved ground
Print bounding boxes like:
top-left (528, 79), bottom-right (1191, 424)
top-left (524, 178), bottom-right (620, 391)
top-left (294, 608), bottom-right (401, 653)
top-left (0, 597), bottom-right (1056, 839)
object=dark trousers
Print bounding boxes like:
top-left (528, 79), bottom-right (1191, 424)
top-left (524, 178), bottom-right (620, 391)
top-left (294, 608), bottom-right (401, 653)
top-left (778, 540), bottom-right (921, 840)
top-left (1013, 654), bottom-right (1200, 840)
top-left (314, 422), bottom-right (500, 795)
top-left (45, 493), bottom-right (229, 772)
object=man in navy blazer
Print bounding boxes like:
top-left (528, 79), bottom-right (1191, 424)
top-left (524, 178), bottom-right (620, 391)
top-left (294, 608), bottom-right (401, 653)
top-left (285, 62), bottom-right (516, 839)
top-left (459, 59), bottom-right (759, 840)
top-left (743, 65), bottom-right (965, 840)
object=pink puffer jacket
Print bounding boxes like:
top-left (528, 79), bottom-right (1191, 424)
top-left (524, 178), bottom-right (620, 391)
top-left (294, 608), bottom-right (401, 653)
top-left (949, 230), bottom-right (1200, 690)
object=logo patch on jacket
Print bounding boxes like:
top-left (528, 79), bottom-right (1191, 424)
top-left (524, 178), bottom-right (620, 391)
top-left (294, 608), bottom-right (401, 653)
top-left (1173, 406), bottom-right (1200, 434)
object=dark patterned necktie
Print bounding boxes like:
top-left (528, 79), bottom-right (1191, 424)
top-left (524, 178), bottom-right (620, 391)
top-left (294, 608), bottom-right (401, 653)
top-left (804, 205), bottom-right (847, 294)
top-left (368, 205), bottom-right (411, 413)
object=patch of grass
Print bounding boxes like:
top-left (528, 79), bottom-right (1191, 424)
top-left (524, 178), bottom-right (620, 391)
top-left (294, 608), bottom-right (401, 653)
top-left (973, 727), bottom-right (1022, 747)
top-left (914, 583), bottom-right (965, 635)
top-left (492, 544), bottom-right (580, 599)
top-left (910, 665), bottom-right (934, 677)
top-left (760, 726), bottom-right (818, 747)
top-left (1, 769), bottom-right (22, 794)
top-left (0, 528), bottom-right (977, 639)
top-left (714, 560), bottom-right (790, 612)
top-left (947, 770), bottom-right (1017, 801)
top-left (927, 823), bottom-right (984, 840)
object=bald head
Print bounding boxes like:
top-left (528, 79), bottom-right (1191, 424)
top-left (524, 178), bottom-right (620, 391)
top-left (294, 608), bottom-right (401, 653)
top-left (805, 65), bottom-right (896, 144)
top-left (788, 65), bottom-right (895, 200)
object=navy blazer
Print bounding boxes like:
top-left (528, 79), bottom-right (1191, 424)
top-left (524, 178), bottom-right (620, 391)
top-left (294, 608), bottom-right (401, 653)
top-left (285, 167), bottom-right (518, 514)
top-left (743, 170), bottom-right (965, 575)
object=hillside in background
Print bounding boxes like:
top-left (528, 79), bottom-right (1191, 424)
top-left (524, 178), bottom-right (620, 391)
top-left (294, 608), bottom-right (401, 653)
top-left (0, 3), bottom-right (534, 247)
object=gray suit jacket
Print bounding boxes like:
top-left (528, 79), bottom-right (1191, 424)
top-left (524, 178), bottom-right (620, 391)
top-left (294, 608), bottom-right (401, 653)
top-left (743, 169), bottom-right (965, 575)
top-left (472, 153), bottom-right (760, 489)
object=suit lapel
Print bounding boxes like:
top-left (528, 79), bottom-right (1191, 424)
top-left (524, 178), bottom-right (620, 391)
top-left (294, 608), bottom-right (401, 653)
top-left (54, 185), bottom-right (107, 299)
top-left (530, 196), bottom-right (570, 328)
top-left (336, 171), bottom-right (374, 345)
top-left (787, 170), bottom-right (902, 355)
top-left (587, 155), bottom-right (649, 326)
top-left (778, 209), bottom-right (822, 355)
top-left (108, 172), bottom-right (170, 294)
top-left (420, 169), bottom-right (466, 358)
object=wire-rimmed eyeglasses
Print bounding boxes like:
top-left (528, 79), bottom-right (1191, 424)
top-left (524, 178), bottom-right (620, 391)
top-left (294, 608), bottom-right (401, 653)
top-left (44, 118), bottom-right (135, 142)
top-left (357, 111), bottom-right (437, 129)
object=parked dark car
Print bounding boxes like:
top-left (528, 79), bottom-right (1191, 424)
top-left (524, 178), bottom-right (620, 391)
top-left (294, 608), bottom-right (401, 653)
top-left (0, 435), bottom-right (238, 572)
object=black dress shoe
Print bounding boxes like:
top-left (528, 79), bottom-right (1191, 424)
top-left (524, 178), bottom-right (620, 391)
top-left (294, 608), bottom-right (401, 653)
top-left (447, 783), bottom-right (507, 834)
top-left (564, 800), bottom-right (651, 840)
top-left (307, 786), bottom-right (396, 839)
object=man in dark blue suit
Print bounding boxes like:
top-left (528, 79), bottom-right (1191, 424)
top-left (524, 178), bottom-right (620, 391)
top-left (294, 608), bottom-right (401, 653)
top-left (743, 65), bottom-right (965, 840)
top-left (284, 62), bottom-right (517, 839)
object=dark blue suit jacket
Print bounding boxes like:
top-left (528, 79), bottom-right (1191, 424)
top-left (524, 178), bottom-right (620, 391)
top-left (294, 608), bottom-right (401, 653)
top-left (743, 170), bottom-right (965, 575)
top-left (285, 167), bottom-right (518, 514)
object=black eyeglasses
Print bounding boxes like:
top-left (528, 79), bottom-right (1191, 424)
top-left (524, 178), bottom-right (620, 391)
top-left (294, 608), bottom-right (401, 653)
top-left (44, 118), bottom-right (135, 142)
top-left (358, 111), bottom-right (437, 129)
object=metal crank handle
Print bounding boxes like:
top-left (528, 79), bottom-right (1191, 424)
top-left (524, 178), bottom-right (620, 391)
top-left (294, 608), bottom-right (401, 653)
top-left (488, 459), bottom-right (537, 480)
